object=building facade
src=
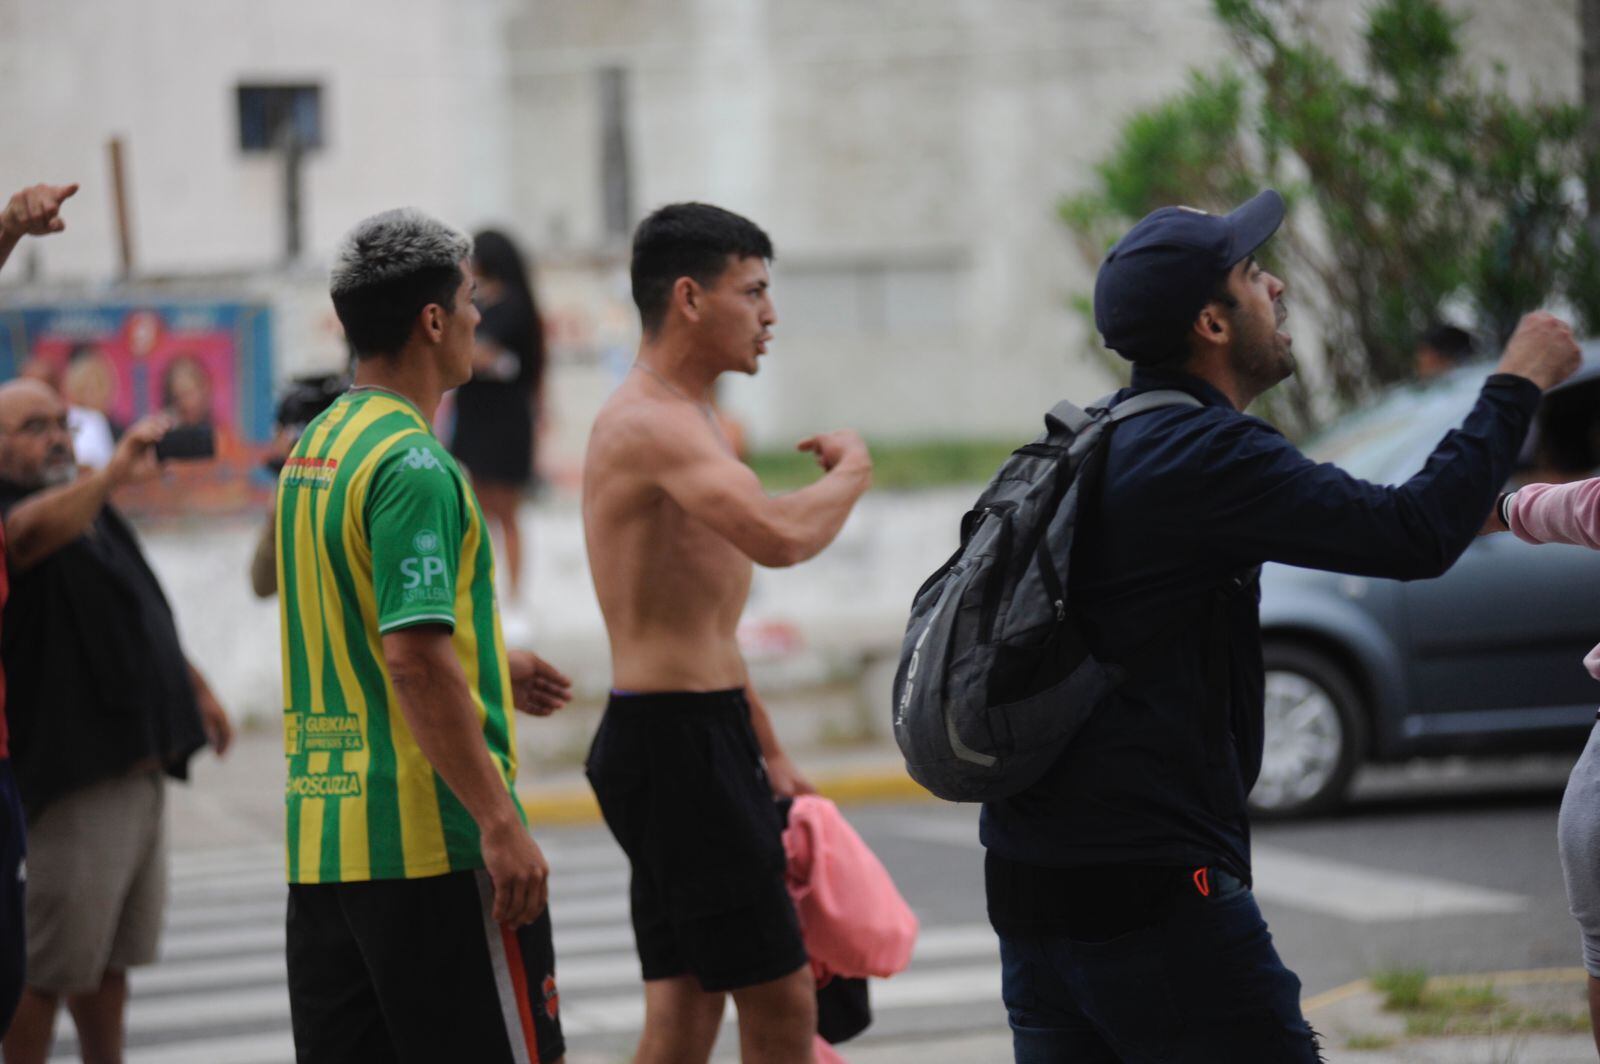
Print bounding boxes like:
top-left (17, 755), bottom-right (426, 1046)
top-left (0, 0), bottom-right (1583, 466)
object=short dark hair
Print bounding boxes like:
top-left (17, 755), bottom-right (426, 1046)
top-left (630, 203), bottom-right (774, 333)
top-left (1146, 270), bottom-right (1240, 371)
top-left (330, 209), bottom-right (471, 359)
top-left (1419, 323), bottom-right (1474, 363)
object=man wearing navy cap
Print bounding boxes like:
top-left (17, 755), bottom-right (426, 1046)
top-left (980, 190), bottom-right (1580, 1062)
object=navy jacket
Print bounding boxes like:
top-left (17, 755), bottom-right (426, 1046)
top-left (980, 366), bottom-right (1541, 909)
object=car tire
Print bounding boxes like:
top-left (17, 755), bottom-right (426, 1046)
top-left (1248, 643), bottom-right (1367, 819)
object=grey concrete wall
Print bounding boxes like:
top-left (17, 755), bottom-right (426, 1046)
top-left (505, 0), bottom-right (1588, 449)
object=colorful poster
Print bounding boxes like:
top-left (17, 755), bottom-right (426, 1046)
top-left (0, 300), bottom-right (275, 516)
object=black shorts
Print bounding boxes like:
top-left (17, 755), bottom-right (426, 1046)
top-left (286, 869), bottom-right (564, 1064)
top-left (586, 689), bottom-right (808, 992)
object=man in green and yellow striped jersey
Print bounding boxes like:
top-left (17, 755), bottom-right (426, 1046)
top-left (278, 208), bottom-right (570, 1064)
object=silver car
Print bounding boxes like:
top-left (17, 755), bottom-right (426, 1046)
top-left (1252, 353), bottom-right (1600, 816)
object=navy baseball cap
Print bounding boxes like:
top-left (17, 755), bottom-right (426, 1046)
top-left (1093, 189), bottom-right (1285, 364)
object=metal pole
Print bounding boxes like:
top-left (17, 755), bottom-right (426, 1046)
top-left (107, 137), bottom-right (134, 280)
top-left (280, 123), bottom-right (304, 265)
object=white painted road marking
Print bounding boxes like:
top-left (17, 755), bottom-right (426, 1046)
top-left (883, 818), bottom-right (1529, 922)
top-left (1250, 845), bottom-right (1526, 922)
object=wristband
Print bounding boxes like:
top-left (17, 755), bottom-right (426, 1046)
top-left (1497, 490), bottom-right (1516, 528)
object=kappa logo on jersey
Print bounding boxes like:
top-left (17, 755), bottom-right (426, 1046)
top-left (401, 447), bottom-right (445, 473)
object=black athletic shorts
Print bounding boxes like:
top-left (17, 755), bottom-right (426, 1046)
top-left (586, 688), bottom-right (808, 992)
top-left (286, 868), bottom-right (564, 1064)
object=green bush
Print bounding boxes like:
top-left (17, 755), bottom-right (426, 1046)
top-left (1064, 0), bottom-right (1599, 436)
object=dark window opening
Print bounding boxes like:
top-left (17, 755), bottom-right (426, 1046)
top-left (237, 84), bottom-right (324, 152)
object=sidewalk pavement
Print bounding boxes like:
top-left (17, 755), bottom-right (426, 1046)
top-left (169, 720), bottom-right (1598, 1063)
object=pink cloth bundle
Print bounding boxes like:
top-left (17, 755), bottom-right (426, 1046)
top-left (782, 794), bottom-right (920, 1063)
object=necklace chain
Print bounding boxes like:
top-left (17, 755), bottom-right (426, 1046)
top-left (630, 363), bottom-right (737, 454)
top-left (631, 363), bottom-right (714, 417)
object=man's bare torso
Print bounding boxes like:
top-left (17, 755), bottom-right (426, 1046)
top-left (583, 381), bottom-right (751, 691)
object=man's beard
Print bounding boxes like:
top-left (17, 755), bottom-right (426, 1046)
top-left (41, 458), bottom-right (77, 487)
top-left (1230, 305), bottom-right (1295, 394)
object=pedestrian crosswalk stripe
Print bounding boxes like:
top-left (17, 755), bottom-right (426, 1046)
top-left (122, 1031), bottom-right (295, 1064)
top-left (161, 924), bottom-right (284, 961)
top-left (132, 954), bottom-right (286, 997)
top-left (1250, 845), bottom-right (1527, 922)
top-left (167, 841), bottom-right (630, 884)
top-left (881, 817), bottom-right (1532, 924)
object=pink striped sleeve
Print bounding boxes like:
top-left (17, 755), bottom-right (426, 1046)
top-left (1508, 478), bottom-right (1600, 550)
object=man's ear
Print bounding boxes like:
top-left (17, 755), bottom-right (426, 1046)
top-left (418, 303), bottom-right (448, 344)
top-left (1192, 302), bottom-right (1230, 347)
top-left (672, 276), bottom-right (703, 325)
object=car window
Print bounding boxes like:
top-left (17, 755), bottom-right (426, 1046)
top-left (1515, 375), bottom-right (1600, 486)
top-left (1302, 359), bottom-right (1600, 487)
top-left (1302, 373), bottom-right (1484, 482)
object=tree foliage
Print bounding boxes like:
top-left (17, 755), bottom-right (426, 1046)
top-left (1063, 0), bottom-right (1598, 429)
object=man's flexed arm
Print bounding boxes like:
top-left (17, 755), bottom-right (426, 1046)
top-left (638, 404), bottom-right (872, 567)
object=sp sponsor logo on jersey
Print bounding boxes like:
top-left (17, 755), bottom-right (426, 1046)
top-left (400, 551), bottom-right (452, 604)
top-left (401, 447), bottom-right (444, 473)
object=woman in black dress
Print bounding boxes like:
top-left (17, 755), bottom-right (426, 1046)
top-left (452, 229), bottom-right (546, 596)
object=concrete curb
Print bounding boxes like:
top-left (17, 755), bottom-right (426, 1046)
top-left (521, 764), bottom-right (932, 825)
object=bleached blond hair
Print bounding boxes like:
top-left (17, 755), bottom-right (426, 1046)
top-left (330, 208), bottom-right (470, 297)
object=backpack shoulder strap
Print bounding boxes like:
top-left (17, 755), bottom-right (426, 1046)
top-left (1108, 388), bottom-right (1203, 423)
top-left (1044, 400), bottom-right (1093, 435)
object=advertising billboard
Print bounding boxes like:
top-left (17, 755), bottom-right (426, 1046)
top-left (0, 300), bottom-right (275, 516)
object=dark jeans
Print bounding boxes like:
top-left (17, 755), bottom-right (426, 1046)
top-left (997, 870), bottom-right (1321, 1063)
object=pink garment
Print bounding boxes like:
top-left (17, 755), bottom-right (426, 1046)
top-left (1508, 478), bottom-right (1600, 679)
top-left (782, 794), bottom-right (920, 985)
top-left (814, 1037), bottom-right (848, 1064)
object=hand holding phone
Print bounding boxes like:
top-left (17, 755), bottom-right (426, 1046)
top-left (154, 424), bottom-right (216, 462)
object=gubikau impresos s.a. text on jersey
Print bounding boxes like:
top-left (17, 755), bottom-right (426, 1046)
top-left (276, 390), bottom-right (519, 884)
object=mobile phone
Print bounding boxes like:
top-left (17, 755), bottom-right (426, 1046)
top-left (154, 425), bottom-right (216, 462)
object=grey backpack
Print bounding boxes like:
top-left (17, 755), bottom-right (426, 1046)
top-left (891, 390), bottom-right (1201, 802)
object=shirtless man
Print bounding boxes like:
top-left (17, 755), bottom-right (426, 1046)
top-left (582, 203), bottom-right (872, 1064)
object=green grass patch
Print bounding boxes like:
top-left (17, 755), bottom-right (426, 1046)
top-left (1403, 1005), bottom-right (1589, 1039)
top-left (746, 439), bottom-right (1019, 493)
top-left (1343, 1033), bottom-right (1396, 1051)
top-left (1368, 968), bottom-right (1588, 1040)
top-left (1372, 967), bottom-right (1431, 1011)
